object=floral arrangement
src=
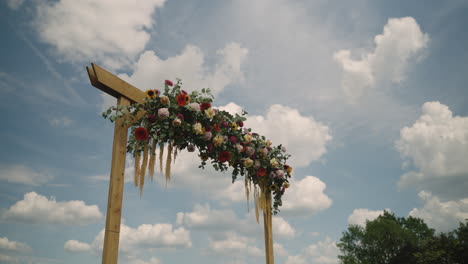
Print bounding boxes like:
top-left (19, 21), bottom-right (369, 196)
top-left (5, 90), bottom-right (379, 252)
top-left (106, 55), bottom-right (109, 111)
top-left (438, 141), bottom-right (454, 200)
top-left (103, 80), bottom-right (292, 215)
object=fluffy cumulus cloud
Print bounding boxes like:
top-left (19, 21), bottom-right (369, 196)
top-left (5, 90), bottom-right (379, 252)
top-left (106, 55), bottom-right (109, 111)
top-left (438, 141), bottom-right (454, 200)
top-left (176, 204), bottom-right (296, 239)
top-left (396, 102), bottom-right (468, 197)
top-left (208, 232), bottom-right (263, 257)
top-left (0, 237), bottom-right (30, 252)
top-left (64, 240), bottom-right (91, 253)
top-left (35, 0), bottom-right (166, 69)
top-left (3, 192), bottom-right (103, 225)
top-left (409, 191), bottom-right (468, 232)
top-left (348, 208), bottom-right (386, 226)
top-left (274, 243), bottom-right (288, 257)
top-left (282, 176), bottom-right (332, 216)
top-left (0, 164), bottom-right (53, 186)
top-left (117, 43), bottom-right (248, 94)
top-left (221, 103), bottom-right (332, 168)
top-left (334, 17), bottom-right (429, 101)
top-left (100, 42), bottom-right (247, 111)
top-left (286, 237), bottom-right (339, 264)
top-left (66, 222), bottom-right (191, 255)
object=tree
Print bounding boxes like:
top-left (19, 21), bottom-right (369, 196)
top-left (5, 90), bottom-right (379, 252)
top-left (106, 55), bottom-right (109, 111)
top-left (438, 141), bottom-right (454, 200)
top-left (338, 212), bottom-right (468, 264)
top-left (337, 211), bottom-right (435, 264)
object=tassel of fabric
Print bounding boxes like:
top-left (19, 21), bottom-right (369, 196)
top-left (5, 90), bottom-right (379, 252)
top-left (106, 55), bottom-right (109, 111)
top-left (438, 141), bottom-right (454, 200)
top-left (148, 139), bottom-right (157, 181)
top-left (134, 149), bottom-right (140, 187)
top-left (245, 176), bottom-right (250, 212)
top-left (173, 147), bottom-right (178, 164)
top-left (159, 142), bottom-right (165, 176)
top-left (139, 144), bottom-right (149, 197)
top-left (254, 185), bottom-right (260, 224)
top-left (165, 142), bottom-right (173, 184)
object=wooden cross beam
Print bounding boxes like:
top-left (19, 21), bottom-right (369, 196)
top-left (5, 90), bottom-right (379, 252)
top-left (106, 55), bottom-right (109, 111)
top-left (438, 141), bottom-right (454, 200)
top-left (86, 63), bottom-right (274, 264)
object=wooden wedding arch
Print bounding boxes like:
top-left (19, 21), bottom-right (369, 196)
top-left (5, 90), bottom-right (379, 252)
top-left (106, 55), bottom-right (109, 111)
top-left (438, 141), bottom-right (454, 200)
top-left (86, 63), bottom-right (279, 264)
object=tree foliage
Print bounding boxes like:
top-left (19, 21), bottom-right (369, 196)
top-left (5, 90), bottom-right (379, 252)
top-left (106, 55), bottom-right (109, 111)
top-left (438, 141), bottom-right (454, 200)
top-left (338, 211), bottom-right (468, 264)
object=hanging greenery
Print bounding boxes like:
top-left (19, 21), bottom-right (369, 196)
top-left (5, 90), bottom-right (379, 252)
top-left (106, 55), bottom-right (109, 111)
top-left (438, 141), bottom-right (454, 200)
top-left (103, 80), bottom-right (292, 215)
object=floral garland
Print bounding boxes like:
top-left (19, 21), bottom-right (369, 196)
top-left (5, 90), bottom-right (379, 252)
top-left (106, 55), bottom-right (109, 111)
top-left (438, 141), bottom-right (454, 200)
top-left (103, 80), bottom-right (292, 215)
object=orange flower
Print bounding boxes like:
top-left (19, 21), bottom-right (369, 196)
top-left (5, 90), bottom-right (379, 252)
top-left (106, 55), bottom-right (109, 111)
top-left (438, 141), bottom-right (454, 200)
top-left (257, 168), bottom-right (267, 177)
top-left (176, 93), bottom-right (190, 107)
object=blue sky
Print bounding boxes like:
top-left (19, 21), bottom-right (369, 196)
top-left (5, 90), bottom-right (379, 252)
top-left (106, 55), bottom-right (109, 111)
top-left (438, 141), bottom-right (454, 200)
top-left (1, 0), bottom-right (468, 263)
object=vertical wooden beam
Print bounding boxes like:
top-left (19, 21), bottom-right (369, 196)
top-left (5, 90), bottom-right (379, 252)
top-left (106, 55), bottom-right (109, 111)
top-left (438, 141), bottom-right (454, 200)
top-left (263, 191), bottom-right (274, 264)
top-left (102, 96), bottom-right (130, 264)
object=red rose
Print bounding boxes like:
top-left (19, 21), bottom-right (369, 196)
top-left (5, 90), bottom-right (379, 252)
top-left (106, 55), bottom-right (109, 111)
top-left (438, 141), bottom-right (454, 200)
top-left (165, 80), bottom-right (173, 86)
top-left (135, 127), bottom-right (149, 141)
top-left (257, 168), bottom-right (267, 177)
top-left (200, 102), bottom-right (211, 111)
top-left (236, 121), bottom-right (244, 127)
top-left (147, 115), bottom-right (157, 123)
top-left (221, 121), bottom-right (229, 128)
top-left (218, 151), bottom-right (231, 163)
top-left (230, 136), bottom-right (237, 144)
top-left (177, 113), bottom-right (184, 121)
top-left (176, 93), bottom-right (189, 107)
top-left (213, 124), bottom-right (220, 132)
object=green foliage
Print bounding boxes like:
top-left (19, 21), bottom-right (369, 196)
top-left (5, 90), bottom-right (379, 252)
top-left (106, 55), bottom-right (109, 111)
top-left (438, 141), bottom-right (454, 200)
top-left (338, 211), bottom-right (468, 264)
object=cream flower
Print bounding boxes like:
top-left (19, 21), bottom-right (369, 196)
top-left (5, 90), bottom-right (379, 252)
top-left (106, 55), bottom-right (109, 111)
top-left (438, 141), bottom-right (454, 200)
top-left (243, 158), bottom-right (254, 168)
top-left (172, 118), bottom-right (182, 127)
top-left (270, 158), bottom-right (279, 168)
top-left (205, 108), bottom-right (215, 119)
top-left (160, 96), bottom-right (170, 105)
top-left (193, 123), bottom-right (204, 135)
top-left (213, 134), bottom-right (224, 146)
top-left (244, 134), bottom-right (252, 142)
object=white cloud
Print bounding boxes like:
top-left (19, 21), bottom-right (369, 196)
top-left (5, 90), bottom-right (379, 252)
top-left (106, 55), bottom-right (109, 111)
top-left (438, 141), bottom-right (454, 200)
top-left (396, 102), bottom-right (468, 197)
top-left (176, 204), bottom-right (238, 230)
top-left (286, 237), bottom-right (339, 264)
top-left (125, 256), bottom-right (161, 264)
top-left (3, 192), bottom-right (103, 225)
top-left (409, 191), bottom-right (468, 232)
top-left (91, 223), bottom-right (192, 253)
top-left (35, 0), bottom-right (166, 69)
top-left (273, 217), bottom-right (296, 239)
top-left (117, 43), bottom-right (247, 95)
top-left (176, 204), bottom-right (296, 239)
top-left (274, 243), bottom-right (288, 257)
top-left (222, 103), bottom-right (332, 168)
top-left (6, 0), bottom-right (24, 10)
top-left (64, 240), bottom-right (91, 253)
top-left (0, 237), bottom-right (30, 252)
top-left (208, 232), bottom-right (263, 257)
top-left (282, 176), bottom-right (332, 216)
top-left (348, 208), bottom-right (386, 226)
top-left (0, 164), bottom-right (53, 186)
top-left (334, 17), bottom-right (429, 101)
top-left (305, 237), bottom-right (339, 264)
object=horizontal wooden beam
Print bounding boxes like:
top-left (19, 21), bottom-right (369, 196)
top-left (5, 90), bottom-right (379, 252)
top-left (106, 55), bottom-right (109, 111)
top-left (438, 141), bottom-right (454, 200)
top-left (87, 63), bottom-right (145, 104)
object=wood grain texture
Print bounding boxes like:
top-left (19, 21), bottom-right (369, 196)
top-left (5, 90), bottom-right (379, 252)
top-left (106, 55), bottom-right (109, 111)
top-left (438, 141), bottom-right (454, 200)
top-left (263, 191), bottom-right (274, 264)
top-left (91, 63), bottom-right (145, 103)
top-left (102, 96), bottom-right (130, 264)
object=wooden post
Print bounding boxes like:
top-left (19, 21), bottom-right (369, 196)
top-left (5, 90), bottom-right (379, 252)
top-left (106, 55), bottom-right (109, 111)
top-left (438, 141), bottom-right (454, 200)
top-left (263, 191), bottom-right (274, 264)
top-left (101, 96), bottom-right (130, 264)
